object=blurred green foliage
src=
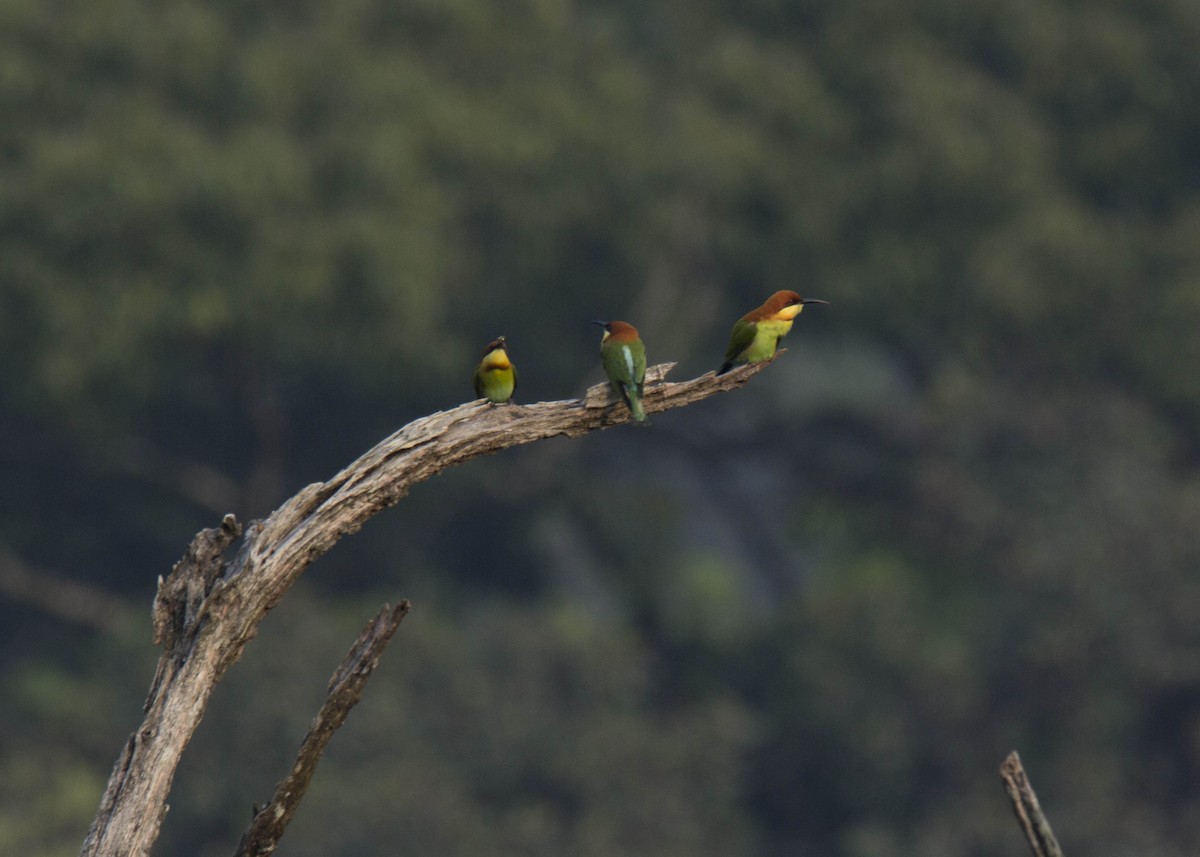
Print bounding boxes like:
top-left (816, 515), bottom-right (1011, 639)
top-left (2, 0), bottom-right (1200, 854)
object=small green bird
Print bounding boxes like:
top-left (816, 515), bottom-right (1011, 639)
top-left (717, 290), bottom-right (827, 375)
top-left (473, 336), bottom-right (517, 404)
top-left (592, 320), bottom-right (647, 424)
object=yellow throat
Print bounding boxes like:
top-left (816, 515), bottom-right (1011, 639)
top-left (481, 349), bottom-right (511, 370)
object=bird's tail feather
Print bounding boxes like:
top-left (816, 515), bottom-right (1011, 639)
top-left (614, 382), bottom-right (648, 424)
top-left (626, 386), bottom-right (647, 424)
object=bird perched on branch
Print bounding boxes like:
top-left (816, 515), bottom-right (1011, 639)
top-left (473, 336), bottom-right (517, 404)
top-left (717, 290), bottom-right (827, 375)
top-left (592, 320), bottom-right (647, 424)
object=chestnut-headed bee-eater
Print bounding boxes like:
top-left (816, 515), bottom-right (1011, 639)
top-left (473, 336), bottom-right (517, 404)
top-left (717, 290), bottom-right (827, 375)
top-left (592, 320), bottom-right (647, 424)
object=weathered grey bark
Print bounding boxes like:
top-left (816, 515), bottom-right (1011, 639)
top-left (235, 600), bottom-right (411, 857)
top-left (79, 360), bottom-right (774, 857)
top-left (1000, 751), bottom-right (1064, 857)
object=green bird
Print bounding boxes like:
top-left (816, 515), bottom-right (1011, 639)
top-left (717, 290), bottom-right (827, 374)
top-left (473, 336), bottom-right (517, 404)
top-left (592, 320), bottom-right (647, 424)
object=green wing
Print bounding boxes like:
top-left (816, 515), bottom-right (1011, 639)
top-left (601, 341), bottom-right (639, 385)
top-left (631, 339), bottom-right (646, 395)
top-left (601, 340), bottom-right (647, 421)
top-left (602, 340), bottom-right (646, 399)
top-left (720, 319), bottom-right (757, 371)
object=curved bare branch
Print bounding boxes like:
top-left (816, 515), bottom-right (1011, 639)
top-left (80, 359), bottom-right (774, 857)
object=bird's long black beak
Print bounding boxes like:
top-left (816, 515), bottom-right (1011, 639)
top-left (590, 320), bottom-right (609, 328)
top-left (801, 298), bottom-right (829, 305)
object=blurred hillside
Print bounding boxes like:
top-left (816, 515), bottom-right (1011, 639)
top-left (2, 0), bottom-right (1199, 855)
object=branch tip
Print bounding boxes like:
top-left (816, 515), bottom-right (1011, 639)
top-left (1000, 750), bottom-right (1064, 857)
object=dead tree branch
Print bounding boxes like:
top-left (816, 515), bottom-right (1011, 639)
top-left (80, 359), bottom-right (774, 857)
top-left (1000, 751), bottom-right (1064, 857)
top-left (235, 600), bottom-right (411, 857)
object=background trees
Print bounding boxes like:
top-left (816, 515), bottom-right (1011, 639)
top-left (2, 0), bottom-right (1199, 854)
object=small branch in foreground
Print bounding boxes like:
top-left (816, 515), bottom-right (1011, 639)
top-left (235, 600), bottom-right (411, 857)
top-left (1000, 751), bottom-right (1064, 857)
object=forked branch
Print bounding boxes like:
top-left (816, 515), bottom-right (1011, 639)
top-left (235, 600), bottom-right (411, 857)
